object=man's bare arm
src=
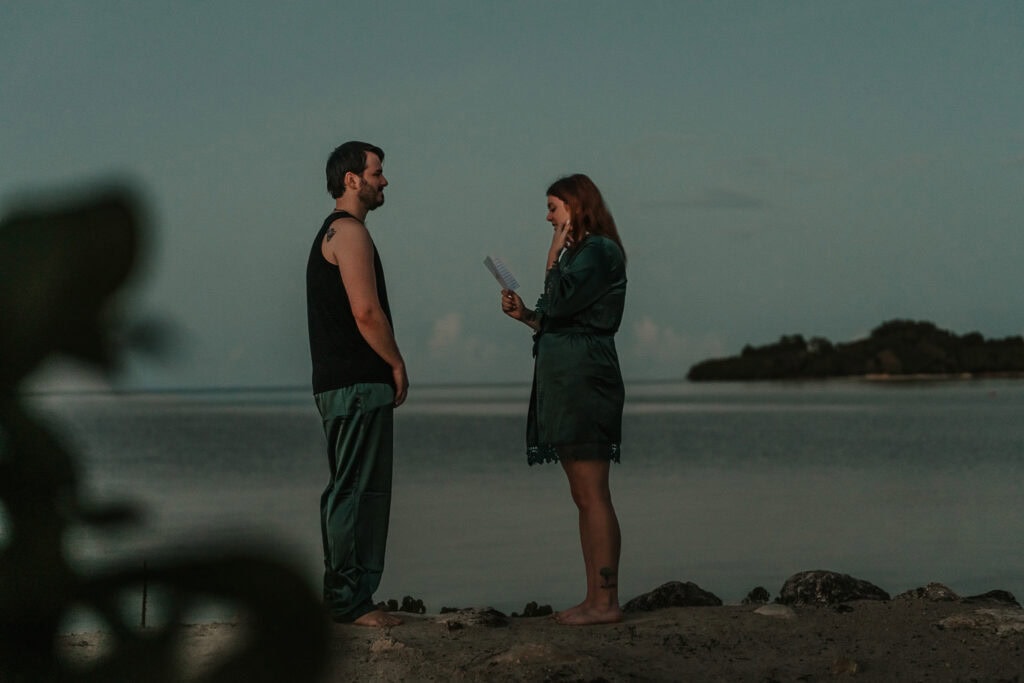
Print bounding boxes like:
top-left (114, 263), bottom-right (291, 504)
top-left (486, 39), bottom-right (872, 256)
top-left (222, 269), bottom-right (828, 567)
top-left (324, 218), bottom-right (408, 406)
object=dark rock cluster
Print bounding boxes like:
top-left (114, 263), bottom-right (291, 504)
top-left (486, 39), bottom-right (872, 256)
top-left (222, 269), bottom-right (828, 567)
top-left (511, 601), bottom-right (553, 618)
top-left (436, 607), bottom-right (510, 630)
top-left (622, 572), bottom-right (1020, 614)
top-left (623, 581), bottom-right (723, 612)
top-left (777, 570), bottom-right (890, 606)
top-left (741, 586), bottom-right (771, 605)
top-left (895, 583), bottom-right (1020, 607)
top-left (895, 582), bottom-right (960, 602)
top-left (377, 596), bottom-right (426, 614)
top-left (395, 573), bottom-right (1019, 623)
top-left (961, 590), bottom-right (1021, 608)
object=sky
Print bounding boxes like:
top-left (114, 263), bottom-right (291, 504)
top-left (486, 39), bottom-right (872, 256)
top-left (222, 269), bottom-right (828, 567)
top-left (3, 1), bottom-right (1023, 391)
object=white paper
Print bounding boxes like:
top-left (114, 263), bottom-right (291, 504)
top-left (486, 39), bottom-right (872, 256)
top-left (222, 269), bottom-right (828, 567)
top-left (483, 255), bottom-right (519, 291)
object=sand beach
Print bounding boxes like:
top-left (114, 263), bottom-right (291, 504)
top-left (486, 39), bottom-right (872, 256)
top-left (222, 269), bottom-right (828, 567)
top-left (59, 589), bottom-right (1024, 682)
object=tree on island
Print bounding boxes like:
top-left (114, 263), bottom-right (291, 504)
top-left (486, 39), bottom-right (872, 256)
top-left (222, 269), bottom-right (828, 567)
top-left (687, 319), bottom-right (1024, 381)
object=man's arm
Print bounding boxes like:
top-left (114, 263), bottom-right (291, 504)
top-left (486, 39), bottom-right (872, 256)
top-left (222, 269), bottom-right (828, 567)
top-left (323, 217), bottom-right (408, 406)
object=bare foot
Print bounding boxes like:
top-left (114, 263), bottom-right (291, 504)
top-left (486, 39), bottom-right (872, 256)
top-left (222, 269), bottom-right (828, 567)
top-left (352, 609), bottom-right (403, 627)
top-left (553, 605), bottom-right (623, 625)
top-left (552, 602), bottom-right (587, 623)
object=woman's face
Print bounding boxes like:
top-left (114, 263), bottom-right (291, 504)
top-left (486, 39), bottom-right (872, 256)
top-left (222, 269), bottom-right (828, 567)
top-left (546, 195), bottom-right (570, 229)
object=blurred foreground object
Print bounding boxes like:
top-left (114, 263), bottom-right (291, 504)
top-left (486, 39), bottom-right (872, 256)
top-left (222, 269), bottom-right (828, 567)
top-left (0, 187), bottom-right (328, 681)
top-left (0, 188), bottom-right (142, 386)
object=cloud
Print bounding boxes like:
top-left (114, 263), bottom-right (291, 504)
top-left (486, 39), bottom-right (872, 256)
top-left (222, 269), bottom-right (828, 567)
top-left (630, 316), bottom-right (688, 365)
top-left (626, 315), bottom-right (727, 372)
top-left (422, 311), bottom-right (525, 383)
top-left (429, 312), bottom-right (462, 354)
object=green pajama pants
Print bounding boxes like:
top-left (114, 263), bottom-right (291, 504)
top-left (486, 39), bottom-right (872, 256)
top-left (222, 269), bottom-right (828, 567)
top-left (315, 383), bottom-right (395, 623)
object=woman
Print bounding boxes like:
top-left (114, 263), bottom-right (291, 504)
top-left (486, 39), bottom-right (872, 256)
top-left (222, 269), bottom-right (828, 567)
top-left (501, 173), bottom-right (627, 625)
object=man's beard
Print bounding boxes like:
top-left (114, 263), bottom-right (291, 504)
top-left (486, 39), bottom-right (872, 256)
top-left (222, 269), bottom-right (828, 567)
top-left (359, 181), bottom-right (384, 210)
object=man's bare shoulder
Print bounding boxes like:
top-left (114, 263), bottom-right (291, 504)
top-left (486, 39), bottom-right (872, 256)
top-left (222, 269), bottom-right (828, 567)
top-left (322, 216), bottom-right (370, 263)
top-left (325, 215), bottom-right (368, 242)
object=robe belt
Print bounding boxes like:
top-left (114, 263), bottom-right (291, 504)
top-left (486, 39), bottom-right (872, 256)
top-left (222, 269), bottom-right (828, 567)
top-left (532, 325), bottom-right (614, 356)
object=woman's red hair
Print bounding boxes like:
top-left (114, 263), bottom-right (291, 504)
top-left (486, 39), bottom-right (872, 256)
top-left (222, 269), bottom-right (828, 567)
top-left (546, 174), bottom-right (625, 260)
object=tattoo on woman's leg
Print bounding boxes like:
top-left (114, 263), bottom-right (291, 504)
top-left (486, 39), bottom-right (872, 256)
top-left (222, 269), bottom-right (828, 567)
top-left (600, 567), bottom-right (617, 589)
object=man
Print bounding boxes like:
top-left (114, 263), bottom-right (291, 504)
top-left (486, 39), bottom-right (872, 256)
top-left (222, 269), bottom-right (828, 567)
top-left (306, 141), bottom-right (409, 627)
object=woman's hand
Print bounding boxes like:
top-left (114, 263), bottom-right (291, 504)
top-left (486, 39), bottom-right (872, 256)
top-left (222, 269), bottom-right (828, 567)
top-left (501, 289), bottom-right (527, 321)
top-left (501, 289), bottom-right (540, 330)
top-left (548, 220), bottom-right (572, 268)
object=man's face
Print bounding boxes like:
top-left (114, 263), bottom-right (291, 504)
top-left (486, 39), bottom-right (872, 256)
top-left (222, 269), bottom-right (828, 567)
top-left (356, 152), bottom-right (387, 210)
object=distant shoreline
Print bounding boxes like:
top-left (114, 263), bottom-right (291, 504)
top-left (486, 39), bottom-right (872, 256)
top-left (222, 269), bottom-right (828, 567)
top-left (862, 371), bottom-right (1024, 382)
top-left (688, 320), bottom-right (1024, 382)
top-left (687, 371), bottom-right (1024, 384)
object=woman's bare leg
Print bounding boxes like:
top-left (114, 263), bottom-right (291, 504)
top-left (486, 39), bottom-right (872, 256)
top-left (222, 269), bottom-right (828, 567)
top-left (554, 457), bottom-right (623, 625)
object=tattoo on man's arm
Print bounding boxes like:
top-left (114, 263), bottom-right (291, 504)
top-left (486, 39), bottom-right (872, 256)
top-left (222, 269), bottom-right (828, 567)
top-left (325, 226), bottom-right (336, 242)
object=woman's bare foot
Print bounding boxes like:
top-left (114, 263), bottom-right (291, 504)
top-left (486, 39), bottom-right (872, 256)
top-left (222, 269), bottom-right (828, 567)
top-left (352, 609), bottom-right (403, 627)
top-left (553, 605), bottom-right (623, 626)
top-left (552, 601), bottom-right (587, 623)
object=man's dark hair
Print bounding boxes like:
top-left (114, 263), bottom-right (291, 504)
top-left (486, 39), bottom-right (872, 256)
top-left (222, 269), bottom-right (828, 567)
top-left (326, 141), bottom-right (385, 198)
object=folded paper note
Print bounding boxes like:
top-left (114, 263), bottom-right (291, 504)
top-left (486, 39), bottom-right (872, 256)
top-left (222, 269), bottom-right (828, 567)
top-left (483, 255), bottom-right (519, 291)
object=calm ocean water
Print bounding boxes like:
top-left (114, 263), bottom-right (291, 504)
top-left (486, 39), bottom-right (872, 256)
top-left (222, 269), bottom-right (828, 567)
top-left (21, 379), bottom-right (1024, 621)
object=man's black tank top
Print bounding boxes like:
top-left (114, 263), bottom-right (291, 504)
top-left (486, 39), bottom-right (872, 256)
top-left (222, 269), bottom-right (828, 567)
top-left (306, 210), bottom-right (393, 394)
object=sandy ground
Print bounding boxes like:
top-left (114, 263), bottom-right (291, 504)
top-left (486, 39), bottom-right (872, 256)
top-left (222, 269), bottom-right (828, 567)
top-left (59, 598), bottom-right (1024, 682)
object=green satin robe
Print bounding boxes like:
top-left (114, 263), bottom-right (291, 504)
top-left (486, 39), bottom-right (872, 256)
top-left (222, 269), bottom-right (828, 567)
top-left (527, 234), bottom-right (627, 465)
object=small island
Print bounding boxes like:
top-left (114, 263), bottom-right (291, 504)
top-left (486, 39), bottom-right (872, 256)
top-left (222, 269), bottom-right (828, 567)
top-left (687, 319), bottom-right (1024, 381)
